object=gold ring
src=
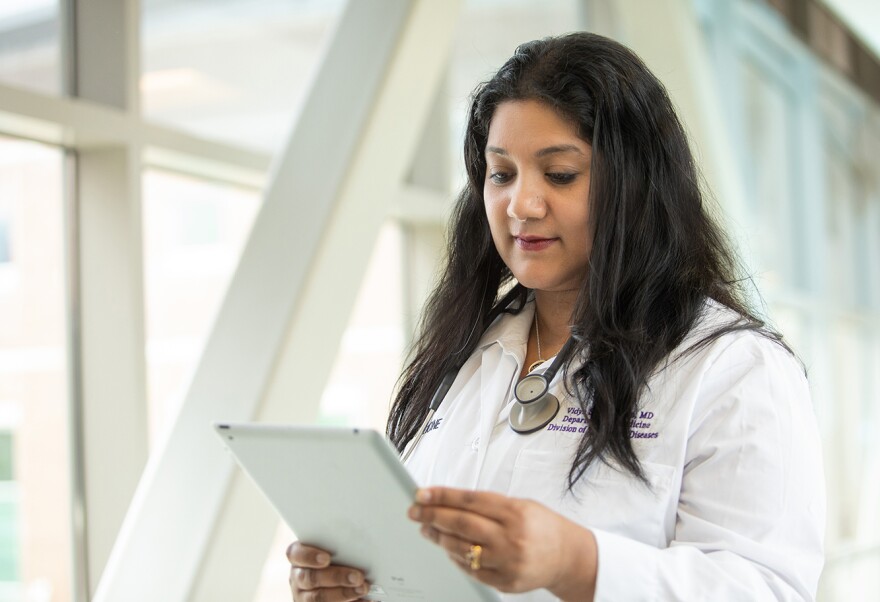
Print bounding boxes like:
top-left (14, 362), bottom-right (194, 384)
top-left (465, 544), bottom-right (482, 570)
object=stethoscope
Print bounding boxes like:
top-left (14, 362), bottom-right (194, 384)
top-left (401, 286), bottom-right (575, 463)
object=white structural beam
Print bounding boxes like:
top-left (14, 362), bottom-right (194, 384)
top-left (73, 0), bottom-right (140, 112)
top-left (75, 146), bottom-right (146, 595)
top-left (93, 1), bottom-right (461, 601)
top-left (66, 0), bottom-right (148, 598)
top-left (0, 82), bottom-right (269, 188)
top-left (612, 0), bottom-right (753, 264)
top-left (390, 183), bottom-right (449, 224)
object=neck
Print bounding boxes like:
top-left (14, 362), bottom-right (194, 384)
top-left (533, 289), bottom-right (577, 351)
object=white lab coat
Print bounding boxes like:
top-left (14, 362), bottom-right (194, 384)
top-left (404, 300), bottom-right (825, 601)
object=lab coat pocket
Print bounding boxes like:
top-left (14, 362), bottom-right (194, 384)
top-left (508, 449), bottom-right (675, 547)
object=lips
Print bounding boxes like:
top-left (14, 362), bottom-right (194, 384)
top-left (514, 235), bottom-right (557, 251)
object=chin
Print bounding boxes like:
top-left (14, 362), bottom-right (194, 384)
top-left (509, 269), bottom-right (586, 294)
top-left (512, 274), bottom-right (566, 292)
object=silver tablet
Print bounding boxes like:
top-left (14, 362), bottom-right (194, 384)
top-left (213, 423), bottom-right (500, 602)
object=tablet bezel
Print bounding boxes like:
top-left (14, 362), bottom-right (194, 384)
top-left (213, 423), bottom-right (499, 602)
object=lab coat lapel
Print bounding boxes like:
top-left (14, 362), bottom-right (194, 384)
top-left (472, 305), bottom-right (533, 488)
top-left (473, 346), bottom-right (516, 488)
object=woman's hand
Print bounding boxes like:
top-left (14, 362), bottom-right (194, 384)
top-left (286, 542), bottom-right (370, 602)
top-left (407, 487), bottom-right (597, 601)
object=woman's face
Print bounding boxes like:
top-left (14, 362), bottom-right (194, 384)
top-left (483, 99), bottom-right (593, 293)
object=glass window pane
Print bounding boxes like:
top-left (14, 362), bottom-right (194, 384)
top-left (850, 176), bottom-right (871, 308)
top-left (142, 169), bottom-right (260, 447)
top-left (0, 219), bottom-right (11, 264)
top-left (0, 489), bottom-right (19, 583)
top-left (0, 135), bottom-right (71, 601)
top-left (739, 59), bottom-right (801, 293)
top-left (316, 222), bottom-right (406, 430)
top-left (0, 434), bottom-right (12, 480)
top-left (0, 0), bottom-right (61, 94)
top-left (825, 151), bottom-right (852, 306)
top-left (141, 0), bottom-right (346, 154)
top-left (0, 434), bottom-right (17, 583)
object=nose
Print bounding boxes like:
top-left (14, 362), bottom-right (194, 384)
top-left (507, 176), bottom-right (547, 222)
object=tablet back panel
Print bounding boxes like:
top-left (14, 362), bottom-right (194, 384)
top-left (214, 423), bottom-right (499, 602)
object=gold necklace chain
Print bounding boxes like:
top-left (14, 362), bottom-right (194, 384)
top-left (527, 311), bottom-right (545, 373)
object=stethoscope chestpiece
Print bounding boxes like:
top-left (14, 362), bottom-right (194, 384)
top-left (515, 373), bottom-right (548, 402)
top-left (509, 372), bottom-right (560, 434)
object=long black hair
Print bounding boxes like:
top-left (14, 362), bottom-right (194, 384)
top-left (387, 32), bottom-right (782, 485)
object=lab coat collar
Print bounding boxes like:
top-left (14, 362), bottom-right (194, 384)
top-left (475, 298), bottom-right (535, 359)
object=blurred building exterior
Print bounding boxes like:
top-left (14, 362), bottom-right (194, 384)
top-left (0, 0), bottom-right (877, 601)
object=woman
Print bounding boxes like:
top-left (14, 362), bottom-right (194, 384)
top-left (287, 32), bottom-right (825, 601)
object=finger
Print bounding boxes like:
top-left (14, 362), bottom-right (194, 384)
top-left (420, 524), bottom-right (496, 569)
top-left (290, 566), bottom-right (367, 590)
top-left (448, 555), bottom-right (513, 590)
top-left (418, 523), bottom-right (521, 593)
top-left (410, 504), bottom-right (499, 543)
top-left (292, 584), bottom-right (370, 602)
top-left (415, 487), bottom-right (516, 522)
top-left (286, 542), bottom-right (332, 568)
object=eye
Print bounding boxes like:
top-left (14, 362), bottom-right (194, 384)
top-left (488, 170), bottom-right (513, 185)
top-left (547, 172), bottom-right (577, 185)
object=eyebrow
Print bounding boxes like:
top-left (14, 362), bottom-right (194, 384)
top-left (485, 144), bottom-right (586, 158)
